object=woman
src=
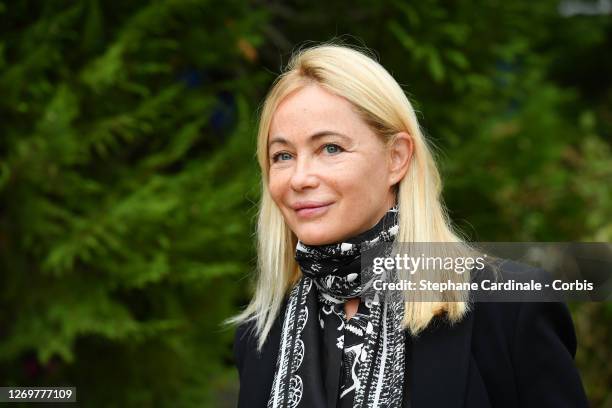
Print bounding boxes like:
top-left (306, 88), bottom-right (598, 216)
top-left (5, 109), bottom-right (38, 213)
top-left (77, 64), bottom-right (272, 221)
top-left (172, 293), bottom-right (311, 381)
top-left (228, 43), bottom-right (589, 407)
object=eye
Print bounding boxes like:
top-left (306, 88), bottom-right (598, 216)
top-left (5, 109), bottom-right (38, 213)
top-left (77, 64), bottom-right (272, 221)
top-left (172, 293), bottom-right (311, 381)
top-left (323, 143), bottom-right (344, 155)
top-left (271, 151), bottom-right (293, 163)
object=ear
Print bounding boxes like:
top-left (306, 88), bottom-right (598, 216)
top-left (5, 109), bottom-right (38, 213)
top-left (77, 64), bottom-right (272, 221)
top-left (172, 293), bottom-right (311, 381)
top-left (388, 132), bottom-right (413, 186)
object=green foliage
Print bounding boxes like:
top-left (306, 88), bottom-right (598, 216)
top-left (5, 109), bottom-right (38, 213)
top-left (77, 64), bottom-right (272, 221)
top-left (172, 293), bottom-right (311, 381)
top-left (1, 0), bottom-right (610, 406)
top-left (1, 0), bottom-right (268, 406)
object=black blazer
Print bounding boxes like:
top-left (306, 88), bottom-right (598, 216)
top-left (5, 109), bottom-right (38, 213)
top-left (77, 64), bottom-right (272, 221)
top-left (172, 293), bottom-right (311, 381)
top-left (233, 266), bottom-right (589, 407)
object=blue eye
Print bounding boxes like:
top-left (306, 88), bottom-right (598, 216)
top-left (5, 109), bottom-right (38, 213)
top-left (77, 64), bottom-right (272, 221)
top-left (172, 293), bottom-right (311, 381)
top-left (272, 152), bottom-right (292, 162)
top-left (324, 144), bottom-right (343, 154)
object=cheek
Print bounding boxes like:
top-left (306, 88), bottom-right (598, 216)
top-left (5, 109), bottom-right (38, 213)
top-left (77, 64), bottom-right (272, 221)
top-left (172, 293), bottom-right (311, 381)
top-left (267, 171), bottom-right (287, 202)
top-left (334, 159), bottom-right (387, 197)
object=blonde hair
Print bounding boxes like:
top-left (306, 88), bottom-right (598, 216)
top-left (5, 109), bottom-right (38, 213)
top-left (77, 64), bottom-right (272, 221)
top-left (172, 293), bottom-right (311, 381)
top-left (226, 40), bottom-right (473, 350)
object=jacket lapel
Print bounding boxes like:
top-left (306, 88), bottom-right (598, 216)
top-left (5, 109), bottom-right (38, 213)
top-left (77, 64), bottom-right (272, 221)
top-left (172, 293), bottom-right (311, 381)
top-left (407, 310), bottom-right (474, 408)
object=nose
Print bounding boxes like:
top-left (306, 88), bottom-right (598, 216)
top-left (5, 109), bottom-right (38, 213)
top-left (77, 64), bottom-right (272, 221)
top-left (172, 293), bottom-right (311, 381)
top-left (290, 155), bottom-right (320, 191)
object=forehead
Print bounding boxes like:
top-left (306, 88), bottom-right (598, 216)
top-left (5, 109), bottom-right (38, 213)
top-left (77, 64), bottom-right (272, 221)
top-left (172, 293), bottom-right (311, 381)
top-left (269, 84), bottom-right (362, 137)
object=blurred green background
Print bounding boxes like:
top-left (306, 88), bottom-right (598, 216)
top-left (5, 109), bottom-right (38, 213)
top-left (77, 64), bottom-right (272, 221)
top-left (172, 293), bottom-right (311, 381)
top-left (0, 0), bottom-right (610, 406)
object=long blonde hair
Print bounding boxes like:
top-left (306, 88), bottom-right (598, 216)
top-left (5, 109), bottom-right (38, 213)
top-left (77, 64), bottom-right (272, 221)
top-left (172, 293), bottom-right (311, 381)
top-left (226, 41), bottom-right (472, 350)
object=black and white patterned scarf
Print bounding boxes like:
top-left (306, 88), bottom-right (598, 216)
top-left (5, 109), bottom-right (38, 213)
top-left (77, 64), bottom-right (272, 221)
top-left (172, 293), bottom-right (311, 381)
top-left (267, 205), bottom-right (406, 408)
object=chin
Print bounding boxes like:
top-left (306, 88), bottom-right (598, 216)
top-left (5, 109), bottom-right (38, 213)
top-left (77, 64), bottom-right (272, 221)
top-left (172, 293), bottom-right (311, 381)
top-left (294, 228), bottom-right (338, 246)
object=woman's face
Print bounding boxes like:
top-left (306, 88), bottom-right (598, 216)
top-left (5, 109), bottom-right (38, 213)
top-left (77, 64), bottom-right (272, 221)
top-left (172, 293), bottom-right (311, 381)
top-left (267, 83), bottom-right (410, 245)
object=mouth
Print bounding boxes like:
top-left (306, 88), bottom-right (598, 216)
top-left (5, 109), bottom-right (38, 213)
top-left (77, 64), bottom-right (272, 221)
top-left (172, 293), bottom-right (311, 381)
top-left (293, 202), bottom-right (333, 219)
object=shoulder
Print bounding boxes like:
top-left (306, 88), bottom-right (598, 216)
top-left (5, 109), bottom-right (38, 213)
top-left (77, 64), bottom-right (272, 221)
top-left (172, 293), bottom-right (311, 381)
top-left (470, 259), bottom-right (577, 353)
top-left (469, 261), bottom-right (588, 406)
top-left (232, 302), bottom-right (288, 408)
top-left (509, 301), bottom-right (588, 406)
top-left (471, 300), bottom-right (577, 359)
top-left (232, 318), bottom-right (256, 374)
top-left (469, 259), bottom-right (547, 332)
top-left (232, 299), bottom-right (289, 374)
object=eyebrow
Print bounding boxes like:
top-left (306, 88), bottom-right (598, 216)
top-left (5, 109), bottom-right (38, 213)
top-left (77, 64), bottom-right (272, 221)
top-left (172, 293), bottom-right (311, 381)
top-left (268, 130), bottom-right (351, 150)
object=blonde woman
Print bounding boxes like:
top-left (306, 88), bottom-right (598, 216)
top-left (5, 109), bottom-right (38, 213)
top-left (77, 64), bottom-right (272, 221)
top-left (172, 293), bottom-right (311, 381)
top-left (229, 42), bottom-right (588, 408)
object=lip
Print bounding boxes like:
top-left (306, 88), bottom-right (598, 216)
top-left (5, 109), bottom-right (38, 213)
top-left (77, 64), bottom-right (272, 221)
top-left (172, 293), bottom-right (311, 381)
top-left (291, 201), bottom-right (333, 218)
